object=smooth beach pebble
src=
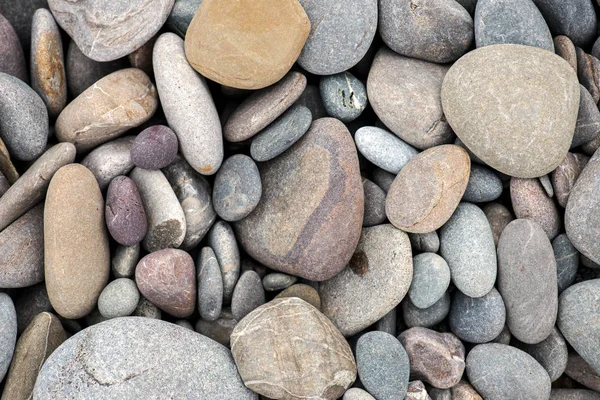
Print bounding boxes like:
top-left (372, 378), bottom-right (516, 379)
top-left (403, 291), bottom-right (451, 329)
top-left (213, 155), bottom-right (262, 222)
top-left (0, 293), bottom-right (16, 382)
top-left (105, 176), bottom-right (147, 246)
top-left (262, 273), bottom-right (298, 292)
top-left (355, 126), bottom-right (419, 175)
top-left (362, 178), bottom-right (387, 227)
top-left (207, 221), bottom-right (240, 304)
top-left (112, 244), bottom-right (140, 279)
top-left (510, 177), bottom-right (561, 240)
top-left (166, 0), bottom-right (202, 37)
top-left (197, 246), bottom-right (223, 321)
top-left (231, 270), bottom-right (265, 321)
top-left (462, 164), bottom-right (503, 203)
top-left (320, 72), bottom-right (368, 122)
top-left (449, 288), bottom-right (506, 344)
top-left (131, 125), bottom-right (178, 170)
top-left (275, 284), bottom-right (321, 310)
top-left (97, 278), bottom-right (140, 319)
top-left (409, 253), bottom-right (451, 310)
top-left (81, 136), bottom-right (135, 191)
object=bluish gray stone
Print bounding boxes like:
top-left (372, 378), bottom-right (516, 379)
top-left (362, 178), bottom-right (386, 227)
top-left (403, 292), bottom-right (451, 329)
top-left (462, 164), bottom-right (503, 203)
top-left (531, 0), bottom-right (597, 47)
top-left (231, 270), bottom-right (265, 321)
top-left (449, 287), bottom-right (506, 344)
top-left (409, 253), bottom-right (451, 309)
top-left (166, 0), bottom-right (201, 37)
top-left (374, 308), bottom-right (397, 336)
top-left (0, 292), bottom-right (17, 382)
top-left (320, 72), bottom-right (367, 122)
top-left (262, 273), bottom-right (297, 292)
top-left (207, 221), bottom-right (240, 305)
top-left (97, 278), bottom-right (140, 318)
top-left (250, 104), bottom-right (312, 162)
top-left (573, 85), bottom-right (600, 148)
top-left (553, 233), bottom-right (579, 293)
top-left (197, 247), bottom-right (223, 322)
top-left (439, 202), bottom-right (497, 298)
top-left (498, 219), bottom-right (557, 344)
top-left (466, 343), bottom-right (551, 400)
top-left (515, 328), bottom-right (568, 382)
top-left (33, 317), bottom-right (257, 399)
top-left (409, 232), bottom-right (440, 254)
top-left (213, 155), bottom-right (262, 222)
top-left (355, 126), bottom-right (419, 174)
top-left (357, 331), bottom-right (410, 400)
top-left (474, 0), bottom-right (554, 51)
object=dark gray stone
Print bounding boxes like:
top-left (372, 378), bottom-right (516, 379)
top-left (320, 72), bottom-right (367, 122)
top-left (474, 0), bottom-right (553, 51)
top-left (355, 126), bottom-right (418, 174)
top-left (564, 352), bottom-right (600, 393)
top-left (374, 308), bottom-right (397, 336)
top-left (166, 0), bottom-right (201, 37)
top-left (207, 221), bottom-right (240, 305)
top-left (456, 0), bottom-right (477, 14)
top-left (462, 164), bottom-right (503, 203)
top-left (515, 328), bottom-right (568, 382)
top-left (531, 0), bottom-right (597, 47)
top-left (97, 278), bottom-right (140, 318)
top-left (372, 167), bottom-right (396, 193)
top-left (0, 292), bottom-right (16, 382)
top-left (231, 270), bottom-right (265, 321)
top-left (195, 310), bottom-right (237, 347)
top-left (409, 231), bottom-right (440, 254)
top-left (262, 273), bottom-right (298, 292)
top-left (294, 84), bottom-right (327, 119)
top-left (498, 219), bottom-right (557, 344)
top-left (131, 125), bottom-right (178, 170)
top-left (213, 155), bottom-right (262, 222)
top-left (0, 13), bottom-right (26, 82)
top-left (409, 253), bottom-right (451, 309)
top-left (573, 85), bottom-right (600, 148)
top-left (466, 343), bottom-right (551, 400)
top-left (403, 292), bottom-right (451, 328)
top-left (449, 288), bottom-right (506, 344)
top-left (357, 331), bottom-right (410, 400)
top-left (362, 178), bottom-right (386, 227)
top-left (197, 247), bottom-right (223, 322)
top-left (379, 0), bottom-right (473, 63)
top-left (81, 136), bottom-right (135, 191)
top-left (14, 284), bottom-right (52, 335)
top-left (132, 296), bottom-right (162, 319)
top-left (492, 325), bottom-right (512, 345)
top-left (553, 233), bottom-right (579, 293)
top-left (0, 0), bottom-right (48, 53)
top-left (576, 49), bottom-right (600, 104)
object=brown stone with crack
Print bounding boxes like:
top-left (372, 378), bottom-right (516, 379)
top-left (386, 144), bottom-right (470, 233)
top-left (231, 297), bottom-right (356, 400)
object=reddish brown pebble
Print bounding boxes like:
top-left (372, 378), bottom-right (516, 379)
top-left (552, 152), bottom-right (590, 208)
top-left (135, 249), bottom-right (196, 318)
top-left (510, 177), bottom-right (561, 240)
top-left (105, 176), bottom-right (147, 246)
top-left (554, 36), bottom-right (577, 71)
top-left (451, 381), bottom-right (483, 400)
top-left (131, 125), bottom-right (179, 170)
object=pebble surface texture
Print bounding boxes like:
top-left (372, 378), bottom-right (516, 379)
top-left (184, 0), bottom-right (310, 90)
top-left (0, 293), bottom-right (16, 383)
top-left (81, 136), bottom-right (135, 190)
top-left (511, 177), bottom-right (561, 240)
top-left (442, 44), bottom-right (580, 178)
top-left (231, 298), bottom-right (356, 400)
top-left (531, 0), bottom-right (597, 47)
top-left (48, 0), bottom-right (175, 62)
top-left (449, 288), bottom-right (506, 344)
top-left (105, 176), bottom-right (147, 246)
top-left (44, 164), bottom-right (110, 320)
top-left (0, 13), bottom-right (27, 82)
top-left (213, 155), bottom-right (262, 222)
top-left (33, 317), bottom-right (257, 399)
top-left (131, 125), bottom-right (178, 170)
top-left (355, 126), bottom-right (419, 174)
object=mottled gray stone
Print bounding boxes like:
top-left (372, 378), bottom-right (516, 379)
top-left (551, 389), bottom-right (600, 400)
top-left (510, 177), bottom-right (561, 240)
top-left (153, 33), bottom-right (223, 175)
top-left (428, 387), bottom-right (451, 400)
top-left (355, 126), bottom-right (419, 174)
top-left (466, 343), bottom-right (551, 400)
top-left (207, 221), bottom-right (240, 305)
top-left (97, 278), bottom-right (140, 318)
top-left (250, 104), bottom-right (312, 162)
top-left (0, 292), bottom-right (17, 382)
top-left (555, 35), bottom-right (578, 71)
top-left (408, 232), bottom-right (440, 254)
top-left (553, 233), bottom-right (579, 293)
top-left (482, 202), bottom-right (514, 247)
top-left (33, 317), bottom-right (257, 399)
top-left (320, 72), bottom-right (367, 122)
top-left (515, 328), bottom-right (568, 382)
top-left (81, 136), bottom-right (135, 191)
top-left (474, 0), bottom-right (553, 51)
top-left (409, 253), bottom-right (451, 309)
top-left (111, 244), bottom-right (139, 278)
top-left (166, 0), bottom-right (201, 37)
top-left (163, 155), bottom-right (217, 250)
top-left (553, 152), bottom-right (589, 209)
top-left (362, 178), bottom-right (386, 227)
top-left (531, 0), bottom-right (597, 47)
top-left (297, 0), bottom-right (377, 75)
top-left (573, 85), bottom-right (600, 148)
top-left (320, 224), bottom-right (413, 336)
top-left (231, 271), bottom-right (265, 321)
top-left (131, 125), bottom-right (178, 170)
top-left (294, 84), bottom-right (327, 119)
top-left (197, 247), bottom-right (223, 322)
top-left (492, 325), bottom-right (512, 345)
top-left (262, 273), bottom-right (298, 292)
top-left (213, 155), bottom-right (262, 222)
top-left (558, 279), bottom-right (600, 374)
top-left (368, 47), bottom-right (453, 150)
top-left (48, 0), bottom-right (175, 62)
top-left (462, 164), bottom-right (503, 203)
top-left (374, 308), bottom-right (397, 336)
top-left (403, 292), bottom-right (451, 329)
top-left (439, 202), bottom-right (497, 298)
top-left (379, 0), bottom-right (473, 63)
top-left (406, 381), bottom-right (432, 400)
top-left (0, 13), bottom-right (26, 82)
top-left (357, 331), bottom-right (410, 400)
top-left (449, 288), bottom-right (506, 344)
top-left (175, 320), bottom-right (193, 330)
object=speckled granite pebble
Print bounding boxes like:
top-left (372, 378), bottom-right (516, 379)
top-left (462, 164), bottom-right (503, 203)
top-left (97, 278), bottom-right (140, 318)
top-left (409, 253), bottom-right (450, 309)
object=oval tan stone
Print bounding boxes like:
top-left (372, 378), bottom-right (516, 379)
top-left (44, 164), bottom-right (110, 319)
top-left (184, 0), bottom-right (310, 90)
top-left (441, 44), bottom-right (580, 178)
top-left (231, 297), bottom-right (356, 400)
top-left (386, 145), bottom-right (471, 233)
top-left (234, 118), bottom-right (364, 281)
top-left (55, 68), bottom-right (158, 153)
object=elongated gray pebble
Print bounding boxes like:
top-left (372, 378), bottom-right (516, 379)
top-left (553, 233), bottom-right (579, 293)
top-left (515, 327), bottom-right (568, 382)
top-left (97, 278), bottom-right (140, 318)
top-left (262, 273), bottom-right (298, 292)
top-left (403, 292), bottom-right (451, 329)
top-left (166, 0), bottom-right (202, 37)
top-left (213, 155), bottom-right (262, 222)
top-left (355, 126), bottom-right (419, 174)
top-left (197, 247), bottom-right (223, 321)
top-left (362, 178), bottom-right (386, 227)
top-left (111, 244), bottom-right (139, 278)
top-left (207, 221), bottom-right (240, 304)
top-left (409, 232), bottom-right (440, 254)
top-left (231, 270), bottom-right (265, 321)
top-left (81, 136), bottom-right (135, 191)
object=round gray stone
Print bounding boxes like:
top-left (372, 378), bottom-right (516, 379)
top-left (449, 287), bottom-right (506, 344)
top-left (466, 343), bottom-right (551, 400)
top-left (372, 167), bottom-right (396, 194)
top-left (357, 331), bottom-right (410, 400)
top-left (213, 155), bottom-right (262, 222)
top-left (320, 72), bottom-right (367, 122)
top-left (362, 178), bottom-right (386, 227)
top-left (197, 246), bottom-right (223, 322)
top-left (408, 231), bottom-right (440, 254)
top-left (97, 278), bottom-right (140, 318)
top-left (0, 292), bottom-right (17, 382)
top-left (355, 126), bottom-right (419, 174)
top-left (403, 291), bottom-right (451, 329)
top-left (439, 202), bottom-right (497, 298)
top-left (531, 0), bottom-right (597, 47)
top-left (474, 0), bottom-right (554, 51)
top-left (81, 136), bottom-right (135, 191)
top-left (207, 221), bottom-right (240, 305)
top-left (553, 233), bottom-right (579, 293)
top-left (409, 253), bottom-right (451, 309)
top-left (262, 273), bottom-right (298, 292)
top-left (166, 0), bottom-right (202, 37)
top-left (462, 164), bottom-right (503, 203)
top-left (231, 270), bottom-right (265, 321)
top-left (515, 327), bottom-right (568, 382)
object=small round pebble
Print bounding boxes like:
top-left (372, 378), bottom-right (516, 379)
top-left (231, 270), bottom-right (265, 321)
top-left (131, 125), bottom-right (178, 170)
top-left (97, 278), bottom-right (140, 318)
top-left (462, 164), bottom-right (503, 203)
top-left (355, 126), bottom-right (419, 174)
top-left (262, 272), bottom-right (298, 291)
top-left (449, 288), bottom-right (506, 344)
top-left (409, 253), bottom-right (451, 309)
top-left (132, 296), bottom-right (162, 319)
top-left (320, 72), bottom-right (367, 122)
top-left (105, 176), bottom-right (147, 246)
top-left (197, 247), bottom-right (223, 322)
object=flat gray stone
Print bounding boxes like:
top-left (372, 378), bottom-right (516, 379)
top-left (531, 0), bottom-right (597, 47)
top-left (362, 178), bottom-right (387, 227)
top-left (553, 233), bottom-right (579, 293)
top-left (439, 202), bottom-right (497, 298)
top-left (231, 270), bottom-right (265, 321)
top-left (0, 292), bottom-right (17, 382)
top-left (379, 0), bottom-right (473, 63)
top-left (408, 231), bottom-right (440, 254)
top-left (466, 343), bottom-right (551, 400)
top-left (357, 331), bottom-right (410, 400)
top-left (498, 219), bottom-right (557, 344)
top-left (320, 72), bottom-right (367, 122)
top-left (213, 155), bottom-right (262, 222)
top-left (474, 0), bottom-right (553, 51)
top-left (197, 247), bottom-right (223, 321)
top-left (403, 291), bottom-right (451, 329)
top-left (355, 126), bottom-right (419, 174)
top-left (450, 287), bottom-right (506, 344)
top-left (515, 328), bottom-right (568, 382)
top-left (297, 0), bottom-right (377, 75)
top-left (409, 253), bottom-right (451, 309)
top-left (81, 136), bottom-right (135, 191)
top-left (166, 0), bottom-right (201, 37)
top-left (462, 164), bottom-right (503, 203)
top-left (207, 221), bottom-right (240, 305)
top-left (97, 278), bottom-right (140, 318)
top-left (33, 317), bottom-right (257, 399)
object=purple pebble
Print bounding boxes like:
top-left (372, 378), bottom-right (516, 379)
top-left (105, 176), bottom-right (148, 246)
top-left (131, 125), bottom-right (178, 170)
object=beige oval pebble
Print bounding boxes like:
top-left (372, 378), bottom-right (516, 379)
top-left (44, 164), bottom-right (110, 319)
top-left (386, 145), bottom-right (471, 233)
top-left (55, 68), bottom-right (158, 153)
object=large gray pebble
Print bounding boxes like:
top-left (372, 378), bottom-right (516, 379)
top-left (355, 126), bottom-right (418, 174)
top-left (553, 233), bottom-right (579, 293)
top-left (409, 253), bottom-right (451, 309)
top-left (462, 164), bottom-right (503, 203)
top-left (231, 270), bottom-right (265, 321)
top-left (474, 0), bottom-right (553, 51)
top-left (213, 155), bottom-right (262, 222)
top-left (403, 292), bottom-right (451, 328)
top-left (33, 317), bottom-right (257, 399)
top-left (357, 331), bottom-right (410, 400)
top-left (81, 136), bottom-right (135, 191)
top-left (197, 247), bottom-right (223, 321)
top-left (515, 328), bottom-right (568, 382)
top-left (439, 202), bottom-right (497, 298)
top-left (0, 293), bottom-right (17, 382)
top-left (362, 178), bottom-right (387, 227)
top-left (320, 72), bottom-right (367, 122)
top-left (262, 273), bottom-right (298, 292)
top-left (531, 0), bottom-right (597, 47)
top-left (449, 288), bottom-right (506, 344)
top-left (97, 278), bottom-right (140, 318)
top-left (466, 343), bottom-right (551, 400)
top-left (498, 219), bottom-right (557, 344)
